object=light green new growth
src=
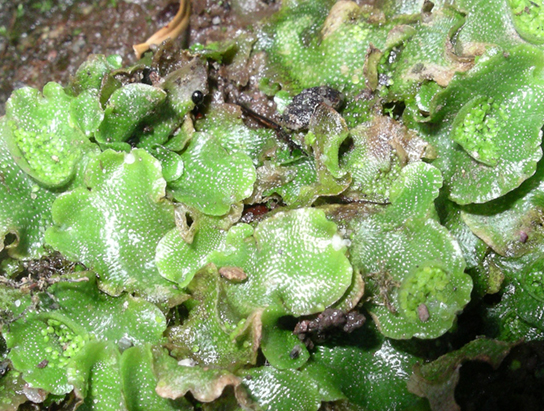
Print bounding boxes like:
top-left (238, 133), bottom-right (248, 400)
top-left (452, 96), bottom-right (504, 166)
top-left (5, 83), bottom-right (89, 188)
top-left (39, 319), bottom-right (88, 369)
top-left (399, 265), bottom-right (450, 321)
top-left (510, 0), bottom-right (544, 43)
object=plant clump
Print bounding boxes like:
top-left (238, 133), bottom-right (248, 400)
top-left (2, 0), bottom-right (544, 410)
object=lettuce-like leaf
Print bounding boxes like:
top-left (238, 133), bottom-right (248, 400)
top-left (0, 119), bottom-right (57, 258)
top-left (95, 84), bottom-right (166, 143)
top-left (239, 366), bottom-right (323, 411)
top-left (69, 341), bottom-right (125, 410)
top-left (169, 133), bottom-right (256, 216)
top-left (5, 83), bottom-right (92, 188)
top-left (5, 272), bottom-right (168, 396)
top-left (40, 272), bottom-right (167, 345)
top-left (387, 6), bottom-right (472, 100)
top-left (45, 149), bottom-right (180, 303)
top-left (212, 208), bottom-right (353, 317)
top-left (154, 345), bottom-right (242, 403)
top-left (341, 115), bottom-right (430, 203)
top-left (461, 163), bottom-right (544, 258)
top-left (305, 340), bottom-right (426, 410)
top-left (167, 265), bottom-right (261, 370)
top-left (6, 313), bottom-right (90, 395)
top-left (120, 345), bottom-right (192, 411)
top-left (426, 45), bottom-right (544, 204)
top-left (349, 162), bottom-right (472, 339)
top-left (156, 212), bottom-right (234, 288)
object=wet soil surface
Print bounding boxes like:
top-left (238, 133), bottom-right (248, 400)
top-left (0, 0), bottom-right (279, 115)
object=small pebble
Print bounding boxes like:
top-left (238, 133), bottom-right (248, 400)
top-left (36, 360), bottom-right (48, 369)
top-left (289, 345), bottom-right (303, 359)
top-left (219, 266), bottom-right (247, 282)
top-left (417, 303), bottom-right (430, 322)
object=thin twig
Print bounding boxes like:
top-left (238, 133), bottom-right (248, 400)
top-left (133, 0), bottom-right (191, 59)
top-left (236, 102), bottom-right (308, 154)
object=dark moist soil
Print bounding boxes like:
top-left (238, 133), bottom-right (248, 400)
top-left (0, 0), bottom-right (279, 115)
top-left (455, 341), bottom-right (544, 411)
